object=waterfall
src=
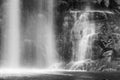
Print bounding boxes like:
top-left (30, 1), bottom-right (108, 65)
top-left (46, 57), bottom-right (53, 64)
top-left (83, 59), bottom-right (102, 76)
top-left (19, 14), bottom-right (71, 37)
top-left (2, 0), bottom-right (21, 68)
top-left (71, 8), bottom-right (95, 65)
top-left (76, 12), bottom-right (95, 61)
top-left (0, 0), bottom-right (59, 70)
top-left (35, 0), bottom-right (58, 68)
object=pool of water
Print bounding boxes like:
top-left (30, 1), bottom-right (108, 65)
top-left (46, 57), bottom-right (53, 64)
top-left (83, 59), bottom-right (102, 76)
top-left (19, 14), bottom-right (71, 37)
top-left (0, 71), bottom-right (120, 80)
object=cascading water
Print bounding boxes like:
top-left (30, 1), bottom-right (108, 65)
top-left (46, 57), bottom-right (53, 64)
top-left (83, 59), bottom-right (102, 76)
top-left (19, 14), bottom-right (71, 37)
top-left (0, 0), bottom-right (120, 77)
top-left (0, 0), bottom-right (59, 73)
top-left (35, 0), bottom-right (59, 68)
top-left (2, 0), bottom-right (21, 68)
top-left (75, 12), bottom-right (95, 61)
top-left (69, 8), bottom-right (115, 70)
top-left (70, 8), bottom-right (96, 70)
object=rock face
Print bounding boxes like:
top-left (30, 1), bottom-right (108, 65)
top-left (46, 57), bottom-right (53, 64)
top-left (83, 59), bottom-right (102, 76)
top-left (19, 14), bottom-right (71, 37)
top-left (56, 0), bottom-right (120, 71)
top-left (67, 59), bottom-right (120, 72)
top-left (68, 10), bottom-right (120, 71)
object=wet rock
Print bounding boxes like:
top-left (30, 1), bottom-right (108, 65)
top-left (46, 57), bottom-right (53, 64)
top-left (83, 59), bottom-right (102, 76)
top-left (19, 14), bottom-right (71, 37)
top-left (67, 59), bottom-right (120, 72)
top-left (102, 68), bottom-right (117, 72)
